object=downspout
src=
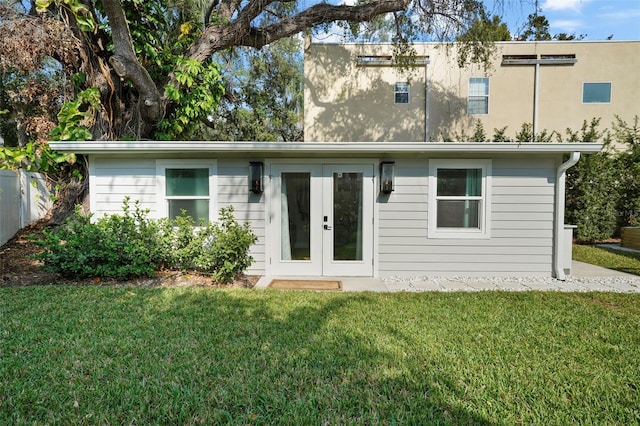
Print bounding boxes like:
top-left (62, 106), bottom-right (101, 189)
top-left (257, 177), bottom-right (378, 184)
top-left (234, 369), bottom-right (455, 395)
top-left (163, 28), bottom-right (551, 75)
top-left (424, 61), bottom-right (429, 142)
top-left (554, 152), bottom-right (580, 280)
top-left (533, 61), bottom-right (539, 142)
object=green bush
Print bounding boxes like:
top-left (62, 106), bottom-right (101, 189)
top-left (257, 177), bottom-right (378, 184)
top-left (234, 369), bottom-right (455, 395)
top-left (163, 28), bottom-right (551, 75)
top-left (612, 116), bottom-right (640, 228)
top-left (566, 151), bottom-right (618, 241)
top-left (157, 206), bottom-right (257, 283)
top-left (31, 201), bottom-right (257, 283)
top-left (31, 199), bottom-right (158, 279)
top-left (203, 206), bottom-right (258, 283)
top-left (565, 116), bottom-right (640, 240)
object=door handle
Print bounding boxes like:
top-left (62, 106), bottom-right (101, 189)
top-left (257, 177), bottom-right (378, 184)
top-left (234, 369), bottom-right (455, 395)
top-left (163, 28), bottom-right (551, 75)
top-left (324, 224), bottom-right (332, 230)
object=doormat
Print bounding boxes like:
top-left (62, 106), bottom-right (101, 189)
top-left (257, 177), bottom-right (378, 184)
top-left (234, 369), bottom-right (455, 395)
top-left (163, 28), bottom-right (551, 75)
top-left (268, 279), bottom-right (342, 291)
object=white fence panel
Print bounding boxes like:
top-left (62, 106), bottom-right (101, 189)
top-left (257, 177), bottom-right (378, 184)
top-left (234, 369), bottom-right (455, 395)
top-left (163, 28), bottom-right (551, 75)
top-left (0, 170), bottom-right (52, 246)
top-left (0, 170), bottom-right (20, 246)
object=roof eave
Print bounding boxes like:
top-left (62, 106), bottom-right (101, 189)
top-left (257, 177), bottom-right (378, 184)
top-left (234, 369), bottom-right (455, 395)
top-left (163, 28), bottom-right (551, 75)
top-left (49, 141), bottom-right (604, 155)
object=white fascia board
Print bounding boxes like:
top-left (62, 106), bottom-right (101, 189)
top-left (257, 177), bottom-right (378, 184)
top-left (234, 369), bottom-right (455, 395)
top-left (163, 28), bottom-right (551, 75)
top-left (49, 141), bottom-right (604, 155)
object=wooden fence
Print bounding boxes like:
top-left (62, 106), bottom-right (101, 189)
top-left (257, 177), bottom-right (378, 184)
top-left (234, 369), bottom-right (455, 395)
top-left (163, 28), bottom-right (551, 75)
top-left (621, 227), bottom-right (640, 251)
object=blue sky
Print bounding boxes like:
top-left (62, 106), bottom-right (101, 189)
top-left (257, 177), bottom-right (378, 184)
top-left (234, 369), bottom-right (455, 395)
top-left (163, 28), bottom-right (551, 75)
top-left (491, 0), bottom-right (640, 40)
top-left (313, 0), bottom-right (640, 43)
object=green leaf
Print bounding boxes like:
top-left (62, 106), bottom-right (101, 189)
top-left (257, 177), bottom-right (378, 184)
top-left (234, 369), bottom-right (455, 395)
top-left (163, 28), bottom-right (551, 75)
top-left (76, 16), bottom-right (96, 32)
top-left (35, 0), bottom-right (52, 12)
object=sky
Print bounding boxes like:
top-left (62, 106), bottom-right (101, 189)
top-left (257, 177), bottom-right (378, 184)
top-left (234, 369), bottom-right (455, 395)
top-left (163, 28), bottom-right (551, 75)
top-left (312, 0), bottom-right (640, 42)
top-left (487, 0), bottom-right (640, 40)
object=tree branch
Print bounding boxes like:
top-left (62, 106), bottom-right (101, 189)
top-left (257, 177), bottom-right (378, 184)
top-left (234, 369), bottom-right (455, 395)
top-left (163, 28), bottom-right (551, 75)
top-left (188, 0), bottom-right (409, 61)
top-left (203, 0), bottom-right (220, 26)
top-left (101, 0), bottom-right (162, 121)
top-left (217, 0), bottom-right (244, 21)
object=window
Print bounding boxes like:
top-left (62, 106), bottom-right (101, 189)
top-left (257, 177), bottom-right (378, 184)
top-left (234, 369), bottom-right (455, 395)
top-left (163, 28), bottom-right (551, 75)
top-left (156, 160), bottom-right (217, 223)
top-left (428, 159), bottom-right (491, 239)
top-left (394, 82), bottom-right (409, 104)
top-left (467, 77), bottom-right (489, 114)
top-left (583, 82), bottom-right (611, 103)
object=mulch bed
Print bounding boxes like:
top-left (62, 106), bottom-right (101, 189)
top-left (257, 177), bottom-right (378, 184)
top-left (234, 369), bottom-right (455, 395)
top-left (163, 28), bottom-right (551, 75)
top-left (0, 218), bottom-right (259, 289)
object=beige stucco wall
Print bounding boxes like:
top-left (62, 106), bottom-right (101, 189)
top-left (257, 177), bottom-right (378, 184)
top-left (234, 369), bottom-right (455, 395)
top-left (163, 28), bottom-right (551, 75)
top-left (304, 41), bottom-right (640, 142)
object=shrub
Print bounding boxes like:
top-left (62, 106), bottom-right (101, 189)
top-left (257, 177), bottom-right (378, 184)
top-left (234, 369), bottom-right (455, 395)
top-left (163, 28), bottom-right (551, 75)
top-left (31, 199), bottom-right (158, 279)
top-left (565, 152), bottom-right (618, 241)
top-left (159, 206), bottom-right (257, 283)
top-left (31, 200), bottom-right (257, 283)
top-left (200, 206), bottom-right (258, 283)
top-left (565, 116), bottom-right (640, 240)
top-left (612, 116), bottom-right (640, 228)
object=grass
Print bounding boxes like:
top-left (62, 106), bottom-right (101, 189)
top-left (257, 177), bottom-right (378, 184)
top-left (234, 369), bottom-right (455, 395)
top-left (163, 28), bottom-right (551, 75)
top-left (1, 287), bottom-right (639, 424)
top-left (573, 244), bottom-right (640, 276)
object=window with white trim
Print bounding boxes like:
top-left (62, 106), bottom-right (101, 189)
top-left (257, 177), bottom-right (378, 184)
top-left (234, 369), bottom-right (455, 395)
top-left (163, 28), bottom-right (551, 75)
top-left (156, 160), bottom-right (217, 223)
top-left (467, 77), bottom-right (489, 114)
top-left (583, 82), bottom-right (611, 103)
top-left (428, 159), bottom-right (491, 238)
top-left (394, 82), bottom-right (409, 104)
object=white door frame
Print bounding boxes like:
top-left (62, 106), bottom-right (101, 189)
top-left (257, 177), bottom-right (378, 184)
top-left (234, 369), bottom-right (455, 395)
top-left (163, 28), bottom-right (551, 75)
top-left (266, 159), bottom-right (376, 277)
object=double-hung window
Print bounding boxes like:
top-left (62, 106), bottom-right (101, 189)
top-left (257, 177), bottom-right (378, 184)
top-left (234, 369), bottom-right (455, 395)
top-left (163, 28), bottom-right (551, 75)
top-left (582, 82), bottom-right (611, 103)
top-left (428, 159), bottom-right (491, 238)
top-left (156, 160), bottom-right (217, 223)
top-left (467, 77), bottom-right (489, 114)
top-left (394, 82), bottom-right (409, 104)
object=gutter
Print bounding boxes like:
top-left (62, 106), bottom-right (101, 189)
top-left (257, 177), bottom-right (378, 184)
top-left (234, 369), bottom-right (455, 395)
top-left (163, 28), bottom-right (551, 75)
top-left (49, 141), bottom-right (604, 155)
top-left (554, 151), bottom-right (580, 280)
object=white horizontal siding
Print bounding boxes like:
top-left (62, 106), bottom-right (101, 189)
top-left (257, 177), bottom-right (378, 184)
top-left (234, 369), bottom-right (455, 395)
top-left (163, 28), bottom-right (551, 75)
top-left (89, 154), bottom-right (560, 278)
top-left (380, 236), bottom-right (551, 247)
top-left (91, 157), bottom-right (157, 217)
top-left (217, 160), bottom-right (266, 273)
top-left (379, 262), bottom-right (552, 277)
top-left (378, 157), bottom-right (557, 277)
top-left (379, 244), bottom-right (552, 255)
top-left (90, 157), bottom-right (266, 275)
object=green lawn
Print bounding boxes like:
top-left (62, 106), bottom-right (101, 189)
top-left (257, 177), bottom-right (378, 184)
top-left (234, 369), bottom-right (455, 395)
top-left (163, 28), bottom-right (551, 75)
top-left (1, 287), bottom-right (639, 425)
top-left (573, 244), bottom-right (640, 276)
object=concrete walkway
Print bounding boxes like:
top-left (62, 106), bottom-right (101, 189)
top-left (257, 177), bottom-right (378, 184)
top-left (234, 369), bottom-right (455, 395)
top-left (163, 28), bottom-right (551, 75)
top-left (256, 261), bottom-right (640, 293)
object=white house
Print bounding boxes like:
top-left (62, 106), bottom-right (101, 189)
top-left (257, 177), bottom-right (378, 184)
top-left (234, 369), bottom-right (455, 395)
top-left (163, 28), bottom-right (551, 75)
top-left (50, 141), bottom-right (602, 280)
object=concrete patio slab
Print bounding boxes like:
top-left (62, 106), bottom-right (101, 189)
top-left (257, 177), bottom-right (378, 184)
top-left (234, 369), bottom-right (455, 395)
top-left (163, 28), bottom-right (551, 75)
top-left (571, 260), bottom-right (637, 277)
top-left (256, 261), bottom-right (640, 293)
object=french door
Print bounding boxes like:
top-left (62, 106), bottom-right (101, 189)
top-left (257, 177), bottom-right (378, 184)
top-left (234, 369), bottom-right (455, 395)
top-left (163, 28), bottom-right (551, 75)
top-left (271, 163), bottom-right (374, 276)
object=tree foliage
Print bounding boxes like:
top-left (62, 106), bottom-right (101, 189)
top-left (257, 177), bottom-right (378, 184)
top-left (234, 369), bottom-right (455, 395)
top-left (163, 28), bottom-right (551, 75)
top-left (209, 36), bottom-right (304, 141)
top-left (565, 117), bottom-right (640, 241)
top-left (456, 11), bottom-right (511, 66)
top-left (517, 12), bottom-right (586, 41)
top-left (1, 0), bottom-right (492, 144)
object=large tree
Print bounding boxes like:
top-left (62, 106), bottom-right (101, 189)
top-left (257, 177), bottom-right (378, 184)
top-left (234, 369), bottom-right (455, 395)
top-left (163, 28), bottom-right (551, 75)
top-left (1, 0), bottom-right (489, 144)
top-left (209, 36), bottom-right (304, 142)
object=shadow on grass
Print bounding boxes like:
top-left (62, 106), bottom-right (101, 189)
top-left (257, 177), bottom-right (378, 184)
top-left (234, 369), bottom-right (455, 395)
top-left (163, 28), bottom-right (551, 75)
top-left (139, 289), bottom-right (495, 424)
top-left (5, 287), bottom-right (640, 424)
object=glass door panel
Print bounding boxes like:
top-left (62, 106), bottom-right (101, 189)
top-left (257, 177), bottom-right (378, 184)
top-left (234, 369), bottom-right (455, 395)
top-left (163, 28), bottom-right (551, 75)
top-left (332, 172), bottom-right (363, 261)
top-left (271, 165), bottom-right (322, 276)
top-left (323, 165), bottom-right (373, 276)
top-left (281, 172), bottom-right (311, 261)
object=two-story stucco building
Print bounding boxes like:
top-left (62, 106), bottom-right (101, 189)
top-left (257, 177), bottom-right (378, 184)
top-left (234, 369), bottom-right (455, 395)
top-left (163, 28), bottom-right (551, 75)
top-left (304, 40), bottom-right (640, 142)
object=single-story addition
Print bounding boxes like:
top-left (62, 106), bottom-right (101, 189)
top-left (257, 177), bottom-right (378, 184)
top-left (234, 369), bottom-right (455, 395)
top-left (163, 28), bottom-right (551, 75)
top-left (50, 141), bottom-right (602, 280)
